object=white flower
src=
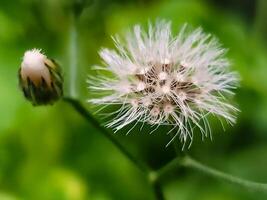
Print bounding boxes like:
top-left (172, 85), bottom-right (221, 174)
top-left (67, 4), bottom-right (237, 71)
top-left (19, 49), bottom-right (63, 106)
top-left (88, 20), bottom-right (239, 147)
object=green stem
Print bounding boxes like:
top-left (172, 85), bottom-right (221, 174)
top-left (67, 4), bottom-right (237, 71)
top-left (182, 156), bottom-right (267, 192)
top-left (68, 0), bottom-right (90, 97)
top-left (151, 181), bottom-right (165, 200)
top-left (158, 155), bottom-right (267, 192)
top-left (63, 97), bottom-right (166, 198)
top-left (157, 156), bottom-right (183, 179)
top-left (63, 97), bottom-right (267, 194)
top-left (148, 172), bottom-right (165, 200)
top-left (69, 14), bottom-right (78, 98)
top-left (63, 97), bottom-right (149, 173)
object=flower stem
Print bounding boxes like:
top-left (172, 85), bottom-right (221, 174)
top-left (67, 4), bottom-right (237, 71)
top-left (63, 97), bottom-right (149, 173)
top-left (158, 155), bottom-right (267, 193)
top-left (148, 172), bottom-right (165, 200)
top-left (69, 14), bottom-right (78, 98)
top-left (68, 0), bottom-right (88, 98)
top-left (63, 97), bottom-right (166, 199)
top-left (157, 156), bottom-right (183, 179)
top-left (62, 98), bottom-right (267, 194)
top-left (151, 181), bottom-right (165, 200)
top-left (182, 156), bottom-right (267, 192)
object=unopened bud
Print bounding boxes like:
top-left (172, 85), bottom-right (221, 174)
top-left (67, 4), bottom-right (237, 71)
top-left (18, 49), bottom-right (63, 106)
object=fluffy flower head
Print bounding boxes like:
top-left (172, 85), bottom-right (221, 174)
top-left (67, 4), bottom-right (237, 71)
top-left (89, 21), bottom-right (239, 146)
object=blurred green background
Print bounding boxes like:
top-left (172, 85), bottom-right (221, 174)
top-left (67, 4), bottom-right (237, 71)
top-left (1, 0), bottom-right (267, 199)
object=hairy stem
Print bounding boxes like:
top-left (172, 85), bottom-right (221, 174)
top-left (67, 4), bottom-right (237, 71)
top-left (63, 97), bottom-right (149, 173)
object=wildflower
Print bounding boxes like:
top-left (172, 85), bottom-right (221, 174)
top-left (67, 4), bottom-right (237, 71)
top-left (89, 20), bottom-right (239, 146)
top-left (19, 49), bottom-right (63, 106)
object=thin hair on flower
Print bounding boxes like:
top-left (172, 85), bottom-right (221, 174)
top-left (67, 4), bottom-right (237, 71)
top-left (88, 20), bottom-right (239, 147)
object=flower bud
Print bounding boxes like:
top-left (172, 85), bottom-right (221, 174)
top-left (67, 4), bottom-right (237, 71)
top-left (18, 49), bottom-right (63, 106)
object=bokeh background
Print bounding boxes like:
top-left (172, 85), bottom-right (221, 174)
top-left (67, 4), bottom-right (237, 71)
top-left (1, 0), bottom-right (267, 199)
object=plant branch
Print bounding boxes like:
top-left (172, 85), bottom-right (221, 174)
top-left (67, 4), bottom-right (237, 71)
top-left (151, 181), bottom-right (165, 200)
top-left (148, 172), bottom-right (165, 200)
top-left (63, 97), bottom-right (267, 195)
top-left (69, 14), bottom-right (78, 98)
top-left (157, 155), bottom-right (267, 192)
top-left (157, 156), bottom-right (183, 179)
top-left (182, 156), bottom-right (267, 192)
top-left (63, 97), bottom-right (166, 198)
top-left (63, 97), bottom-right (149, 173)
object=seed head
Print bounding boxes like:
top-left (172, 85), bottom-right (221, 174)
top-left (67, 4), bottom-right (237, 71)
top-left (19, 49), bottom-right (63, 106)
top-left (89, 20), bottom-right (239, 146)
